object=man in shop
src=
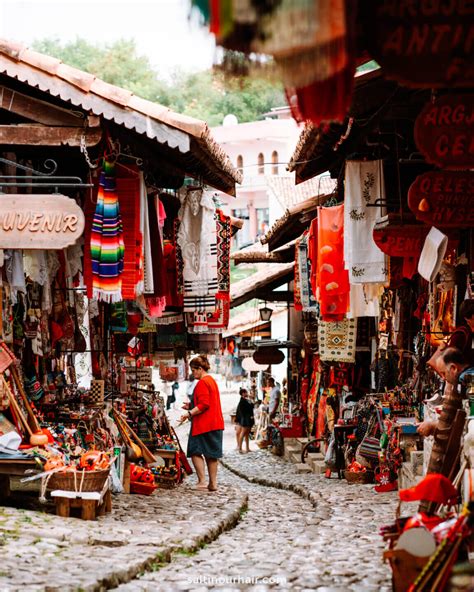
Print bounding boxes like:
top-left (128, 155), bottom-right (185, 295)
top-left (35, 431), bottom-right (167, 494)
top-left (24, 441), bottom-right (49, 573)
top-left (417, 348), bottom-right (473, 437)
top-left (267, 376), bottom-right (281, 421)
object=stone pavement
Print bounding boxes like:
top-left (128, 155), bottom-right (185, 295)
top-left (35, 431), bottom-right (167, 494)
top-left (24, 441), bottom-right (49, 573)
top-left (0, 379), bottom-right (402, 591)
top-left (115, 449), bottom-right (398, 592)
top-left (0, 480), bottom-right (247, 592)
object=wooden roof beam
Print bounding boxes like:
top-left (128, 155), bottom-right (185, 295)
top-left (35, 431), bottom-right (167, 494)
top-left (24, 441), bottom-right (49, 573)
top-left (0, 124), bottom-right (102, 146)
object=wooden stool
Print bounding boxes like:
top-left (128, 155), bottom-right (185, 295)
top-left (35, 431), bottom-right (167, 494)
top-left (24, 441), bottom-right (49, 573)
top-left (51, 480), bottom-right (112, 520)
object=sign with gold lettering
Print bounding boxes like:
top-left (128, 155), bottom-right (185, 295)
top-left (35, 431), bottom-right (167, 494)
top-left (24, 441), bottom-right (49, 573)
top-left (414, 95), bottom-right (474, 169)
top-left (362, 1), bottom-right (474, 88)
top-left (408, 171), bottom-right (474, 227)
top-left (0, 194), bottom-right (85, 249)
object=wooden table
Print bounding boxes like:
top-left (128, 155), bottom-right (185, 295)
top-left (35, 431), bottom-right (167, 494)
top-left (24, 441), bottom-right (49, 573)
top-left (0, 459), bottom-right (37, 497)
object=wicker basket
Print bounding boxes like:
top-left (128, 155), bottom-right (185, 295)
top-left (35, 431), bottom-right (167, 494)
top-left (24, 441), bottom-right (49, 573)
top-left (344, 469), bottom-right (374, 484)
top-left (48, 468), bottom-right (110, 492)
top-left (154, 475), bottom-right (177, 489)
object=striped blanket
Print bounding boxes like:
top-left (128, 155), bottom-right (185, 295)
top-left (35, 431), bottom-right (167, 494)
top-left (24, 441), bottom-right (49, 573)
top-left (90, 162), bottom-right (125, 302)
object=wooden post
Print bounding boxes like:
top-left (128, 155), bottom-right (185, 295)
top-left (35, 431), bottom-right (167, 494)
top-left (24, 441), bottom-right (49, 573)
top-left (123, 458), bottom-right (131, 494)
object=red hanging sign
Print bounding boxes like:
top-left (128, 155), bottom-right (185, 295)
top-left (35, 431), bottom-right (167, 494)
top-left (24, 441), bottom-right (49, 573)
top-left (362, 1), bottom-right (474, 88)
top-left (373, 221), bottom-right (430, 258)
top-left (414, 95), bottom-right (474, 169)
top-left (408, 171), bottom-right (474, 227)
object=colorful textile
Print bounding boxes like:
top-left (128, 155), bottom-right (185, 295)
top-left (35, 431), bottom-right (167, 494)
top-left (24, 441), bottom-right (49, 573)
top-left (318, 318), bottom-right (357, 363)
top-left (216, 210), bottom-right (231, 297)
top-left (317, 204), bottom-right (350, 320)
top-left (177, 187), bottom-right (218, 312)
top-left (90, 163), bottom-right (125, 303)
top-left (344, 160), bottom-right (388, 284)
top-left (118, 174), bottom-right (142, 300)
top-left (298, 233), bottom-right (318, 312)
top-left (145, 194), bottom-right (168, 317)
top-left (307, 364), bottom-right (321, 436)
top-left (308, 218), bottom-right (319, 302)
top-left (294, 237), bottom-right (303, 312)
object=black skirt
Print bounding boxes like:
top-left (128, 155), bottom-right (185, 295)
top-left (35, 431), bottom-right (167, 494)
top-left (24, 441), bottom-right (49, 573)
top-left (187, 429), bottom-right (223, 459)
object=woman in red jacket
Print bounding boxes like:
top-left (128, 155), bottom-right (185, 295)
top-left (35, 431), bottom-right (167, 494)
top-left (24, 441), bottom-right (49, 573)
top-left (180, 355), bottom-right (224, 491)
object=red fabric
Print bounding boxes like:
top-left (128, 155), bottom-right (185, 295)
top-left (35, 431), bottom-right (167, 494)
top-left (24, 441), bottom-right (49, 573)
top-left (307, 221), bottom-right (318, 300)
top-left (163, 241), bottom-right (183, 308)
top-left (317, 204), bottom-right (349, 320)
top-left (286, 66), bottom-right (355, 125)
top-left (399, 473), bottom-right (458, 504)
top-left (191, 374), bottom-right (225, 436)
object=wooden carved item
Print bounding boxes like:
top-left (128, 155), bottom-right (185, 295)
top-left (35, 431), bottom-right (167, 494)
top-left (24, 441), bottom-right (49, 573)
top-left (419, 383), bottom-right (465, 512)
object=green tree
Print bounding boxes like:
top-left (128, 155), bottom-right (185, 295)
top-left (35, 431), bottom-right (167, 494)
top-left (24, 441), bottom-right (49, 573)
top-left (32, 37), bottom-right (285, 126)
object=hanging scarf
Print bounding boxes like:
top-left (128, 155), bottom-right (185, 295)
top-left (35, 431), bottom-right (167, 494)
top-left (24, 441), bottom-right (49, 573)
top-left (317, 204), bottom-right (350, 320)
top-left (145, 194), bottom-right (168, 318)
top-left (344, 160), bottom-right (389, 285)
top-left (298, 233), bottom-right (318, 312)
top-left (177, 187), bottom-right (218, 312)
top-left (318, 318), bottom-right (357, 363)
top-left (90, 162), bottom-right (124, 303)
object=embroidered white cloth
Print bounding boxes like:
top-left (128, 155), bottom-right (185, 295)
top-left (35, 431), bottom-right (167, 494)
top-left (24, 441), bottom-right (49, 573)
top-left (4, 250), bottom-right (26, 305)
top-left (177, 188), bottom-right (218, 312)
top-left (347, 284), bottom-right (381, 319)
top-left (344, 160), bottom-right (388, 284)
top-left (138, 173), bottom-right (154, 295)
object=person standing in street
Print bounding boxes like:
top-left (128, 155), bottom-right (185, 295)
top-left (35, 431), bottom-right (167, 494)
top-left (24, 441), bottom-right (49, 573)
top-left (180, 355), bottom-right (224, 492)
top-left (235, 387), bottom-right (255, 453)
top-left (267, 376), bottom-right (281, 421)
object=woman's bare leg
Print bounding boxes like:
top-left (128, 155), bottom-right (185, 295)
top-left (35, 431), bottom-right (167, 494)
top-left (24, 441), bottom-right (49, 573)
top-left (191, 455), bottom-right (206, 486)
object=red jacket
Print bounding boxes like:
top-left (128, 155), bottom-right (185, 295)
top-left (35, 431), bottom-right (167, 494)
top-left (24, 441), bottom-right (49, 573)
top-left (192, 375), bottom-right (224, 436)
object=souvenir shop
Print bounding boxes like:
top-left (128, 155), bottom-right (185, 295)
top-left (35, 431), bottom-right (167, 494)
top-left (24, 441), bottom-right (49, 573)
top-left (286, 54), bottom-right (474, 592)
top-left (0, 41), bottom-right (238, 518)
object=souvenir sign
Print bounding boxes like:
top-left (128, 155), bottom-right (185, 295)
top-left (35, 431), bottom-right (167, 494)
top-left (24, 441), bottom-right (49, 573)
top-left (362, 1), bottom-right (474, 88)
top-left (414, 95), bottom-right (474, 169)
top-left (0, 194), bottom-right (84, 249)
top-left (408, 171), bottom-right (474, 227)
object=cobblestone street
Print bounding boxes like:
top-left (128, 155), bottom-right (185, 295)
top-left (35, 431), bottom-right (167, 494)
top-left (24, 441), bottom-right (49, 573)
top-left (0, 390), bottom-right (399, 591)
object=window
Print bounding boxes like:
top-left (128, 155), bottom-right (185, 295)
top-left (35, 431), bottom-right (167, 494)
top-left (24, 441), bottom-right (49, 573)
top-left (232, 208), bottom-right (249, 220)
top-left (256, 208), bottom-right (269, 237)
top-left (258, 152), bottom-right (264, 175)
top-left (271, 150), bottom-right (279, 175)
top-left (236, 155), bottom-right (243, 174)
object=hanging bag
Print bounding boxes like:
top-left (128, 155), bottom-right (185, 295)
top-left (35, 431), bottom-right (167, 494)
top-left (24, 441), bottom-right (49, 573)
top-left (358, 408), bottom-right (385, 461)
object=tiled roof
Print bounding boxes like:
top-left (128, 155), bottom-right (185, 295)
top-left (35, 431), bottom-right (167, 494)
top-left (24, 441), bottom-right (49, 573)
top-left (0, 39), bottom-right (241, 193)
top-left (266, 173), bottom-right (336, 210)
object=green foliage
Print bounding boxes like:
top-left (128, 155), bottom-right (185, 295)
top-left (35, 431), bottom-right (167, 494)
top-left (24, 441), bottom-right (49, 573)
top-left (32, 37), bottom-right (285, 126)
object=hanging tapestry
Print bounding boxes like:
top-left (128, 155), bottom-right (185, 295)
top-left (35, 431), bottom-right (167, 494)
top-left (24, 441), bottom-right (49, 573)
top-left (216, 210), bottom-right (231, 297)
top-left (344, 160), bottom-right (388, 285)
top-left (139, 172), bottom-right (153, 295)
top-left (177, 187), bottom-right (218, 312)
top-left (90, 162), bottom-right (125, 303)
top-left (163, 241), bottom-right (183, 308)
top-left (117, 174), bottom-right (142, 300)
top-left (307, 364), bottom-right (321, 436)
top-left (294, 237), bottom-right (303, 312)
top-left (298, 233), bottom-right (318, 312)
top-left (317, 204), bottom-right (350, 320)
top-left (308, 218), bottom-right (319, 302)
top-left (318, 318), bottom-right (357, 363)
top-left (186, 299), bottom-right (229, 335)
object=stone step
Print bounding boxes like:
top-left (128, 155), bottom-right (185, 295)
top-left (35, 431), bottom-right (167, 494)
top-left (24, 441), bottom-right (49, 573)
top-left (399, 462), bottom-right (423, 490)
top-left (283, 438), bottom-right (299, 448)
top-left (289, 452), bottom-right (302, 464)
top-left (311, 460), bottom-right (327, 475)
top-left (283, 444), bottom-right (302, 460)
top-left (410, 451), bottom-right (424, 476)
top-left (294, 463), bottom-right (312, 474)
top-left (296, 437), bottom-right (310, 445)
top-left (306, 452), bottom-right (324, 461)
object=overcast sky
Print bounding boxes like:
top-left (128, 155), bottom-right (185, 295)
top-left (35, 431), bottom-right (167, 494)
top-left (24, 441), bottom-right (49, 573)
top-left (0, 0), bottom-right (216, 76)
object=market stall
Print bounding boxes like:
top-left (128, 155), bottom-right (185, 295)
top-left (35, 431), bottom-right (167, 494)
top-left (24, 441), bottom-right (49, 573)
top-left (0, 39), bottom-right (238, 516)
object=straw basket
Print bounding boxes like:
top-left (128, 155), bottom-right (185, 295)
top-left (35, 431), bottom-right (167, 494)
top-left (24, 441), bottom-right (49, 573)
top-left (344, 469), bottom-right (374, 484)
top-left (48, 468), bottom-right (110, 492)
top-left (154, 475), bottom-right (177, 489)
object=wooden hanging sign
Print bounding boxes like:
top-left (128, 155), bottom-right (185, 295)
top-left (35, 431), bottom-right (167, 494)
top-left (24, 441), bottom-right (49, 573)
top-left (408, 171), bottom-right (474, 227)
top-left (363, 1), bottom-right (474, 88)
top-left (0, 194), bottom-right (85, 249)
top-left (414, 94), bottom-right (474, 169)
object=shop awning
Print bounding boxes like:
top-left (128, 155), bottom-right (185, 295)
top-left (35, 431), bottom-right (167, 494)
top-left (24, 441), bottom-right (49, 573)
top-left (0, 39), bottom-right (241, 194)
top-left (288, 69), bottom-right (400, 184)
top-left (260, 193), bottom-right (331, 252)
top-left (222, 308), bottom-right (275, 338)
top-left (231, 240), bottom-right (295, 265)
top-left (230, 262), bottom-right (294, 308)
